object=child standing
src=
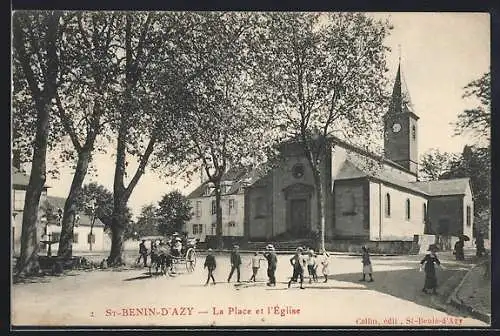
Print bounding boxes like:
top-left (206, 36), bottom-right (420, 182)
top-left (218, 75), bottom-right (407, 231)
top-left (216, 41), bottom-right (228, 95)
top-left (320, 250), bottom-right (330, 283)
top-left (248, 252), bottom-right (264, 282)
top-left (360, 246), bottom-right (374, 282)
top-left (204, 248), bottom-right (217, 286)
top-left (288, 247), bottom-right (306, 289)
top-left (307, 250), bottom-right (318, 283)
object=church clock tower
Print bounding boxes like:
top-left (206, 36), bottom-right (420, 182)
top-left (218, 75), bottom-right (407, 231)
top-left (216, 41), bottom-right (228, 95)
top-left (384, 62), bottom-right (419, 175)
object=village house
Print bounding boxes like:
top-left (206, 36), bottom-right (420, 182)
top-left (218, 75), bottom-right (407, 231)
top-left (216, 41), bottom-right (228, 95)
top-left (184, 167), bottom-right (262, 246)
top-left (11, 165), bottom-right (48, 257)
top-left (42, 196), bottom-right (110, 253)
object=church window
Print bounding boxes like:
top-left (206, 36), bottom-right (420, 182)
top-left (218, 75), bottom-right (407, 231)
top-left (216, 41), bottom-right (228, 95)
top-left (385, 193), bottom-right (391, 217)
top-left (423, 203), bottom-right (427, 223)
top-left (412, 125), bottom-right (416, 140)
top-left (466, 206), bottom-right (471, 227)
top-left (406, 199), bottom-right (411, 220)
top-left (255, 197), bottom-right (266, 218)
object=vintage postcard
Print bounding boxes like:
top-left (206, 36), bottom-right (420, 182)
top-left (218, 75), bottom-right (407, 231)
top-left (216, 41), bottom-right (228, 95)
top-left (11, 10), bottom-right (491, 329)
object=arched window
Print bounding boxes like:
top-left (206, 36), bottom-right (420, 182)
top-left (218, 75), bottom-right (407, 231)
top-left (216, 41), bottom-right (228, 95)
top-left (406, 199), bottom-right (411, 220)
top-left (423, 203), bottom-right (427, 223)
top-left (385, 193), bottom-right (391, 217)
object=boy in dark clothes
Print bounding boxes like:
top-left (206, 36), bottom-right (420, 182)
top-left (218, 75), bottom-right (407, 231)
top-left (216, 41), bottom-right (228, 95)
top-left (204, 248), bottom-right (216, 286)
top-left (288, 247), bottom-right (306, 289)
top-left (227, 245), bottom-right (242, 283)
top-left (420, 244), bottom-right (441, 294)
top-left (264, 244), bottom-right (278, 286)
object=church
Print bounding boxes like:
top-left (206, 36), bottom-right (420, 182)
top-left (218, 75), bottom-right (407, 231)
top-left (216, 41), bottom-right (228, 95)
top-left (187, 63), bottom-right (474, 253)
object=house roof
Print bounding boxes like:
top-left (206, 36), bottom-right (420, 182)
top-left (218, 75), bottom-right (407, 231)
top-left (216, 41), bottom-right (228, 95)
top-left (336, 154), bottom-right (429, 196)
top-left (336, 152), bottom-right (471, 197)
top-left (12, 166), bottom-right (50, 188)
top-left (187, 165), bottom-right (268, 198)
top-left (46, 196), bottom-right (105, 227)
top-left (411, 178), bottom-right (471, 196)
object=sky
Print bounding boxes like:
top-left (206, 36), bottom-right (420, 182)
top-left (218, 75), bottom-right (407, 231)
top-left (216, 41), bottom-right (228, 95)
top-left (33, 12), bottom-right (490, 219)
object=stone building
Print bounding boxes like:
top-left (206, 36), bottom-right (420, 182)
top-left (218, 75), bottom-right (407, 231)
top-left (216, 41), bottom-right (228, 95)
top-left (243, 63), bottom-right (474, 252)
top-left (187, 64), bottom-right (475, 252)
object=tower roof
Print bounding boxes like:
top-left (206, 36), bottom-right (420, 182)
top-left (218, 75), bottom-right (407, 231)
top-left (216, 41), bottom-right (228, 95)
top-left (387, 62), bottom-right (416, 117)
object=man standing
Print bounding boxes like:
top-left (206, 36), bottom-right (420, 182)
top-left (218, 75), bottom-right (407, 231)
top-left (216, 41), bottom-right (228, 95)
top-left (227, 245), bottom-right (242, 283)
top-left (204, 248), bottom-right (217, 286)
top-left (264, 244), bottom-right (278, 286)
top-left (137, 240), bottom-right (148, 267)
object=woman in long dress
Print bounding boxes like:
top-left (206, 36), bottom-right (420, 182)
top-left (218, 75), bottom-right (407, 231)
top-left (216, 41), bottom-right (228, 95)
top-left (420, 244), bottom-right (441, 294)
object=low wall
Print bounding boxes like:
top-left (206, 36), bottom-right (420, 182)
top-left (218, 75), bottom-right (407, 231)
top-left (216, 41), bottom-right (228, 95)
top-left (324, 240), bottom-right (415, 254)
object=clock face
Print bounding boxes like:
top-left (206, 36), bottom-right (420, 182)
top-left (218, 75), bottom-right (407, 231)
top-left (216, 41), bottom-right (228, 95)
top-left (392, 123), bottom-right (401, 133)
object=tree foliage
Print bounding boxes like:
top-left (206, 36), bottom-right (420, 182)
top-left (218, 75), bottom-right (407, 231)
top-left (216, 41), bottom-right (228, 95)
top-left (12, 11), bottom-right (66, 275)
top-left (153, 12), bottom-right (278, 249)
top-left (75, 182), bottom-right (134, 237)
top-left (257, 12), bottom-right (392, 250)
top-left (453, 71), bottom-right (490, 145)
top-left (132, 204), bottom-right (161, 238)
top-left (156, 191), bottom-right (192, 236)
top-left (419, 148), bottom-right (459, 181)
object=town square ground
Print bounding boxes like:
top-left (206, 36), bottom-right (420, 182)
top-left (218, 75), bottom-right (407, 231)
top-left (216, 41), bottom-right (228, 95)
top-left (11, 251), bottom-right (488, 327)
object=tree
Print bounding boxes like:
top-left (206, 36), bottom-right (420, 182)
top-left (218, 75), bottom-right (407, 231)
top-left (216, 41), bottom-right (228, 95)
top-left (419, 148), bottom-right (459, 181)
top-left (154, 12), bottom-right (277, 249)
top-left (107, 12), bottom-right (199, 265)
top-left (453, 71), bottom-right (490, 145)
top-left (55, 12), bottom-right (123, 258)
top-left (132, 204), bottom-right (161, 238)
top-left (13, 11), bottom-right (65, 275)
top-left (75, 182), bottom-right (134, 238)
top-left (441, 145), bottom-right (491, 219)
top-left (258, 13), bottom-right (391, 251)
top-left (156, 191), bottom-right (192, 236)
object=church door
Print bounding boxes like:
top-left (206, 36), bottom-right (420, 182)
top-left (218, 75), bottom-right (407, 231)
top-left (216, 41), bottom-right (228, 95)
top-left (290, 199), bottom-right (309, 236)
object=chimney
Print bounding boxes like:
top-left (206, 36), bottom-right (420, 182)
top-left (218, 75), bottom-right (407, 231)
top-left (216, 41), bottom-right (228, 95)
top-left (12, 150), bottom-right (21, 169)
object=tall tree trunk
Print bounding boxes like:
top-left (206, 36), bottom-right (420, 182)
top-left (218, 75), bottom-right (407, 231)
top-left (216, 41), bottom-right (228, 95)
top-left (313, 167), bottom-right (326, 252)
top-left (17, 104), bottom-right (50, 275)
top-left (109, 119), bottom-right (127, 266)
top-left (108, 200), bottom-right (126, 266)
top-left (14, 12), bottom-right (61, 276)
top-left (57, 150), bottom-right (91, 258)
top-left (214, 180), bottom-right (224, 250)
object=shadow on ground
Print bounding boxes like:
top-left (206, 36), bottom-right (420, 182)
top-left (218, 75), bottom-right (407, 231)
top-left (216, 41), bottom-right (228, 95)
top-left (331, 265), bottom-right (469, 313)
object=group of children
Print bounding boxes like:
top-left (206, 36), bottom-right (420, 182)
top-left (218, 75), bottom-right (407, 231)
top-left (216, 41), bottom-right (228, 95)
top-left (203, 244), bottom-right (444, 294)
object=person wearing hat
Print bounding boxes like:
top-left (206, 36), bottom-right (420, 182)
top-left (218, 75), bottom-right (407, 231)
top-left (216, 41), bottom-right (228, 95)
top-left (204, 248), bottom-right (217, 286)
top-left (227, 245), bottom-right (242, 283)
top-left (137, 239), bottom-right (148, 267)
top-left (288, 247), bottom-right (306, 289)
top-left (420, 244), bottom-right (441, 294)
top-left (307, 249), bottom-right (319, 283)
top-left (248, 251), bottom-right (265, 282)
top-left (264, 245), bottom-right (278, 286)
